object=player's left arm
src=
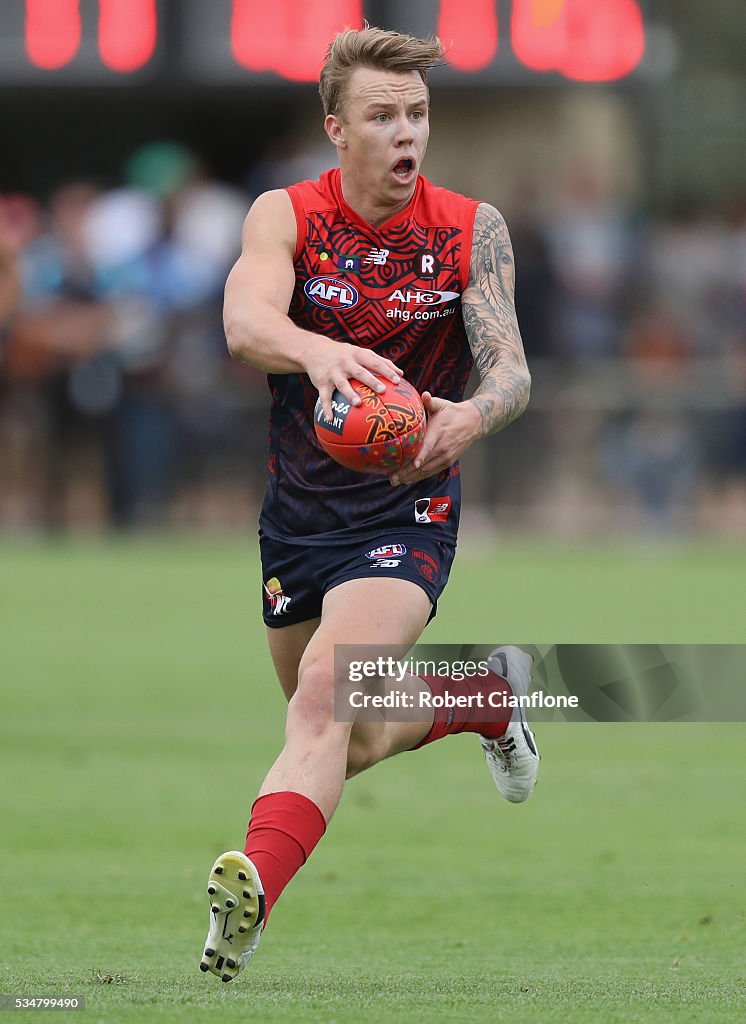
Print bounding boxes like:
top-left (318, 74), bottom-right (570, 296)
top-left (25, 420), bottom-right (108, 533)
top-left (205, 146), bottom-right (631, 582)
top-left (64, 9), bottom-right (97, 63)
top-left (390, 203), bottom-right (530, 485)
top-left (461, 202), bottom-right (531, 434)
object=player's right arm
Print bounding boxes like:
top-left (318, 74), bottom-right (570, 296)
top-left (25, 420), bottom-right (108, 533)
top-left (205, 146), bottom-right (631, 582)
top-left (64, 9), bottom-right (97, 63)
top-left (223, 190), bottom-right (402, 419)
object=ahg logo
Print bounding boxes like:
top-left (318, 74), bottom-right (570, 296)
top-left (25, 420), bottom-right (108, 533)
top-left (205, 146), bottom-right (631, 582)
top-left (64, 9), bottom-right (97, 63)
top-left (388, 288), bottom-right (460, 306)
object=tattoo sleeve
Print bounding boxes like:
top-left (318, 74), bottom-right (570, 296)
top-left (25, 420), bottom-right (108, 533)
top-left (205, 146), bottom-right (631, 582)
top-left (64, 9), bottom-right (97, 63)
top-left (462, 203), bottom-right (531, 436)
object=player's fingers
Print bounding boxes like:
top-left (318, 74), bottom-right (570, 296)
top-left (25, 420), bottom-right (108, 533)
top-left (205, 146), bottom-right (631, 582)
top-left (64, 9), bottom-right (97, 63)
top-left (413, 430), bottom-right (438, 471)
top-left (391, 460), bottom-right (434, 486)
top-left (333, 377), bottom-right (362, 408)
top-left (393, 466), bottom-right (420, 486)
top-left (391, 435), bottom-right (442, 485)
top-left (317, 382), bottom-right (334, 422)
top-left (366, 351), bottom-right (403, 375)
top-left (422, 391), bottom-right (448, 414)
top-left (357, 351), bottom-right (402, 383)
top-left (353, 368), bottom-right (387, 394)
top-left (422, 421), bottom-right (442, 453)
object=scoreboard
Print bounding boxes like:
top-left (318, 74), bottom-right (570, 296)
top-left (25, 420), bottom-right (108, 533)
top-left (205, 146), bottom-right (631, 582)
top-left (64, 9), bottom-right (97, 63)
top-left (1, 0), bottom-right (648, 86)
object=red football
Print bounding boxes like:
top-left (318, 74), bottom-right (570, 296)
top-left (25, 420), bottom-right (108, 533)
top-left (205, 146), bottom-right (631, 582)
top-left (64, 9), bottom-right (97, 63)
top-left (314, 375), bottom-right (426, 474)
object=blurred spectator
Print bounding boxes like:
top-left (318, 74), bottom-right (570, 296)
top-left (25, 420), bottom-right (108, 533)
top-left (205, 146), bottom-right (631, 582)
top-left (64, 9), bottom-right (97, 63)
top-left (119, 143), bottom-right (257, 524)
top-left (509, 183), bottom-right (557, 360)
top-left (599, 411), bottom-right (701, 533)
top-left (0, 202), bottom-right (21, 328)
top-left (247, 135), bottom-right (335, 194)
top-left (721, 332), bottom-right (746, 483)
top-left (4, 150), bottom-right (248, 530)
top-left (624, 306), bottom-right (691, 382)
top-left (91, 142), bottom-right (247, 528)
top-left (647, 197), bottom-right (732, 356)
top-left (8, 182), bottom-right (117, 529)
top-left (544, 171), bottom-right (636, 361)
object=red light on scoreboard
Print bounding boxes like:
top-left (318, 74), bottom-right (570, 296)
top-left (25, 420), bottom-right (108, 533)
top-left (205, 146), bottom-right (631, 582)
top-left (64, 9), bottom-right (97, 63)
top-left (98, 0), bottom-right (156, 73)
top-left (15, 0), bottom-right (647, 83)
top-left (438, 0), bottom-right (499, 73)
top-left (25, 0), bottom-right (81, 70)
top-left (24, 0), bottom-right (155, 73)
top-left (511, 0), bottom-right (645, 82)
top-left (435, 0), bottom-right (646, 81)
top-left (231, 0), bottom-right (363, 82)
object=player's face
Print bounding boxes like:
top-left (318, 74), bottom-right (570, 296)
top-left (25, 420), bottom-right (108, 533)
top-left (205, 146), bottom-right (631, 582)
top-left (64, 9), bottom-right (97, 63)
top-left (327, 67), bottom-right (430, 204)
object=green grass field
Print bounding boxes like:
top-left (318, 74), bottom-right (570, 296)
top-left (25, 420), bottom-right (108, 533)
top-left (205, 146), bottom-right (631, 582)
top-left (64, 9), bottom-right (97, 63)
top-left (1, 538), bottom-right (744, 1023)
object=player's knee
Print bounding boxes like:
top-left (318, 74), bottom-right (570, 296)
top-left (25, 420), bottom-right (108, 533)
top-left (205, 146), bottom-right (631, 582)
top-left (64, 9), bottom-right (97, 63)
top-left (288, 658), bottom-right (336, 737)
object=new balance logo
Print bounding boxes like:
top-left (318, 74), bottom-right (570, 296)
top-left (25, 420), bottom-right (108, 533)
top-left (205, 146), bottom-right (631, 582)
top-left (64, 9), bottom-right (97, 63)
top-left (364, 248), bottom-right (389, 265)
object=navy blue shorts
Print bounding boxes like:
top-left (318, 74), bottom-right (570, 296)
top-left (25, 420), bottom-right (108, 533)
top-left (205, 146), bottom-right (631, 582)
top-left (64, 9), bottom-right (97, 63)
top-left (259, 530), bottom-right (456, 628)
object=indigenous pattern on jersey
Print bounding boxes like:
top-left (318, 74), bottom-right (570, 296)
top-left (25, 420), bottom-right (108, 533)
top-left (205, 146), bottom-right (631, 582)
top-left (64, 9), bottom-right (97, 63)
top-left (259, 168), bottom-right (479, 544)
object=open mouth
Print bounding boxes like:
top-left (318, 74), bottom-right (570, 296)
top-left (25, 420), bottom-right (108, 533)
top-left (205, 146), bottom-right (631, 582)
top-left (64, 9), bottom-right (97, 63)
top-left (392, 158), bottom-right (415, 180)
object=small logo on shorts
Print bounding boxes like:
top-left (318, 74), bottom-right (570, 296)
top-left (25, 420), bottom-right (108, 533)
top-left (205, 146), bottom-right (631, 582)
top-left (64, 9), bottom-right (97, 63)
top-left (413, 548), bottom-right (439, 582)
top-left (414, 497), bottom-right (451, 524)
top-left (365, 542), bottom-right (406, 568)
top-left (365, 544), bottom-right (407, 560)
top-left (263, 576), bottom-right (292, 616)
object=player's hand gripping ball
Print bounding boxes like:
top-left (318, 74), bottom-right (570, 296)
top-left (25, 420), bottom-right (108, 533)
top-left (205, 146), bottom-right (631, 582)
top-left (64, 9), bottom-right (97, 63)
top-left (314, 375), bottom-right (426, 474)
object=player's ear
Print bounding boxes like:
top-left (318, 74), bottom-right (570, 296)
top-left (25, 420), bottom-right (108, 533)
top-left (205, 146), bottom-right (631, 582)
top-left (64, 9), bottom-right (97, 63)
top-left (325, 114), bottom-right (346, 150)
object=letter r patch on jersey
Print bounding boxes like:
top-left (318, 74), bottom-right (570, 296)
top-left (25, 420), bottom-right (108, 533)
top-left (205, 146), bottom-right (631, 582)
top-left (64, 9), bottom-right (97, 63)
top-left (416, 250), bottom-right (442, 278)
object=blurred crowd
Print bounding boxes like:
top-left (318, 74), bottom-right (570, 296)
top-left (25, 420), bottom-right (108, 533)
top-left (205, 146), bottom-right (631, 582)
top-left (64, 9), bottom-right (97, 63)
top-left (1, 142), bottom-right (744, 536)
top-left (0, 144), bottom-right (267, 531)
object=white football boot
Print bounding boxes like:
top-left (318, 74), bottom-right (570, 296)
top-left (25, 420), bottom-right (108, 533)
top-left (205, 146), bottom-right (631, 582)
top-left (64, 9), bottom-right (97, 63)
top-left (479, 645), bottom-right (540, 803)
top-left (199, 851), bottom-right (265, 982)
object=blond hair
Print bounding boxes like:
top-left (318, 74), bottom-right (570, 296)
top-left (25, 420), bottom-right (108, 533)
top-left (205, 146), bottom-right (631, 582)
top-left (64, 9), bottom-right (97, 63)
top-left (319, 26), bottom-right (443, 117)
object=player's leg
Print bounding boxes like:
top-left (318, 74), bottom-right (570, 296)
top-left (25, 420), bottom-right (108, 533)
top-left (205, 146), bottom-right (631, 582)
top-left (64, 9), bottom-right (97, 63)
top-left (256, 576), bottom-right (432, 818)
top-left (200, 544), bottom-right (322, 981)
top-left (257, 545), bottom-right (538, 788)
top-left (266, 618), bottom-right (319, 700)
top-left (261, 598), bottom-right (435, 777)
top-left (200, 577), bottom-right (433, 982)
top-left (199, 627), bottom-right (322, 982)
top-left (258, 541), bottom-right (539, 795)
top-left (318, 536), bottom-right (539, 786)
top-left (259, 597), bottom-right (540, 799)
top-left (201, 546), bottom-right (538, 980)
top-left (263, 603), bottom-right (431, 774)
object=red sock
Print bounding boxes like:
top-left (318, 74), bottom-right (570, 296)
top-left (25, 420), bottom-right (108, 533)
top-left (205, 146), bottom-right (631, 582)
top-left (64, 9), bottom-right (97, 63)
top-left (413, 667), bottom-right (512, 748)
top-left (244, 791), bottom-right (326, 921)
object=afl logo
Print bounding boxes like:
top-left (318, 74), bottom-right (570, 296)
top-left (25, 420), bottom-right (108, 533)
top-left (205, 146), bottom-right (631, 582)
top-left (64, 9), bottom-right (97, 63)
top-left (305, 277), bottom-right (359, 309)
top-left (366, 544), bottom-right (407, 559)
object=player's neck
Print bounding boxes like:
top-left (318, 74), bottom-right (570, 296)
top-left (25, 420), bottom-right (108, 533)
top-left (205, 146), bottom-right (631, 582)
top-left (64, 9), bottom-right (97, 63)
top-left (339, 178), bottom-right (415, 229)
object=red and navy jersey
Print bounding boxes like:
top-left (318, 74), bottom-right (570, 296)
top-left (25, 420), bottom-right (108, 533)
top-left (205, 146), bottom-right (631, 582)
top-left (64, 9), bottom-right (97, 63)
top-left (259, 167), bottom-right (479, 544)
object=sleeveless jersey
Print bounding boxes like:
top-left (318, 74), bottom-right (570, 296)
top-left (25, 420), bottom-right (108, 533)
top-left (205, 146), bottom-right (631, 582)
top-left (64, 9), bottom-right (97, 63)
top-left (259, 168), bottom-right (479, 545)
